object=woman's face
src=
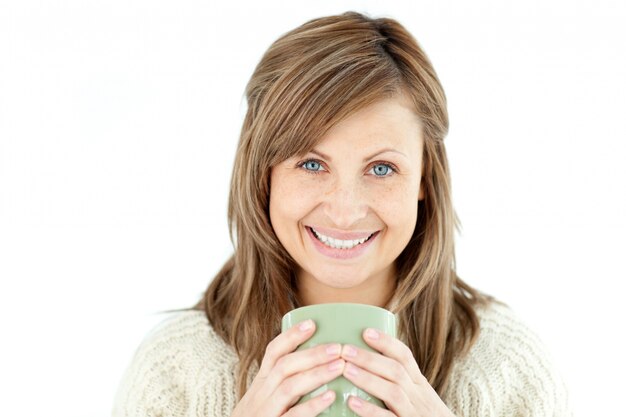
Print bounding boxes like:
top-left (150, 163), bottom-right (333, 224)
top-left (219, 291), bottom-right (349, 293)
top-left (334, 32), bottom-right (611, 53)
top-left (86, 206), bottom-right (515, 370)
top-left (269, 93), bottom-right (425, 306)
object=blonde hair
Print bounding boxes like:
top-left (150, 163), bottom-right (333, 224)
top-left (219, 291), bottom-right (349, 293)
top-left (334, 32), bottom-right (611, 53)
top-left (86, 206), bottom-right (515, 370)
top-left (172, 10), bottom-right (498, 400)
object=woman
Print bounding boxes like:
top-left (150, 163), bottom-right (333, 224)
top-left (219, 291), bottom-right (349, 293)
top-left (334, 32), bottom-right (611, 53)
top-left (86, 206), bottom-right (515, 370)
top-left (112, 11), bottom-right (572, 417)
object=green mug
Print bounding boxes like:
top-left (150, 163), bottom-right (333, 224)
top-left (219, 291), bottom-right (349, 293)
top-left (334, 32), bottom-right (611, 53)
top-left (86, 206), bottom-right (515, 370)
top-left (281, 303), bottom-right (397, 416)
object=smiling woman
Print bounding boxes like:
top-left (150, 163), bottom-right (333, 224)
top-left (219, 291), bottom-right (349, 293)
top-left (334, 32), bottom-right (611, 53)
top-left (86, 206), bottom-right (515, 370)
top-left (269, 94), bottom-right (425, 306)
top-left (112, 10), bottom-right (573, 417)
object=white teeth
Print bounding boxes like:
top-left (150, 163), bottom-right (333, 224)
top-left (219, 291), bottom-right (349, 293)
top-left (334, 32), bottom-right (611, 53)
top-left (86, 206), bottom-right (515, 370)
top-left (310, 228), bottom-right (373, 250)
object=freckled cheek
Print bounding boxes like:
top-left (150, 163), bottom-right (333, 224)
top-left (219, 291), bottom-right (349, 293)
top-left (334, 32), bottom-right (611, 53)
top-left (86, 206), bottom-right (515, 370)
top-left (271, 178), bottom-right (318, 221)
top-left (373, 186), bottom-right (419, 228)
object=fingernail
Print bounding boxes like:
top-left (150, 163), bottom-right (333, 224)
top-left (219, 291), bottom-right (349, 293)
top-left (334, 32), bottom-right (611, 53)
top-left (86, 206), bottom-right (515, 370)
top-left (350, 396), bottom-right (363, 408)
top-left (299, 320), bottom-right (313, 332)
top-left (322, 390), bottom-right (335, 402)
top-left (328, 359), bottom-right (344, 371)
top-left (365, 328), bottom-right (379, 339)
top-left (345, 362), bottom-right (359, 376)
top-left (326, 344), bottom-right (341, 355)
top-left (343, 345), bottom-right (357, 358)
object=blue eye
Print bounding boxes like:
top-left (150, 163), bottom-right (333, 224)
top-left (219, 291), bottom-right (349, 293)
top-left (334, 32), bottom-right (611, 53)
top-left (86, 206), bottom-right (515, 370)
top-left (296, 159), bottom-right (397, 178)
top-left (302, 160), bottom-right (324, 172)
top-left (371, 164), bottom-right (392, 177)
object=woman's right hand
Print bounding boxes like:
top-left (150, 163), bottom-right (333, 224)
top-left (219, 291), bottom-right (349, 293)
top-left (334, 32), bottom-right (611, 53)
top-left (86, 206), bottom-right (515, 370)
top-left (229, 319), bottom-right (346, 417)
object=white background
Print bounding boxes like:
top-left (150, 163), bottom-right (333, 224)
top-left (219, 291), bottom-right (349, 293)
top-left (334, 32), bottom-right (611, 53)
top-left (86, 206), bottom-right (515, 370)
top-left (1, 0), bottom-right (624, 416)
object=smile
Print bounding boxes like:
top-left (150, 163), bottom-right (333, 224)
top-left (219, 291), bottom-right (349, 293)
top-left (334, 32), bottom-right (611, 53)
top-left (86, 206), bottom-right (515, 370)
top-left (310, 227), bottom-right (375, 249)
top-left (305, 226), bottom-right (380, 260)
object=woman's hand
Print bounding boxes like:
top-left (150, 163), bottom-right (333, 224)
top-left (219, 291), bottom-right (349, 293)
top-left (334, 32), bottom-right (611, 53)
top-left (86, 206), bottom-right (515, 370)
top-left (339, 328), bottom-right (457, 417)
top-left (229, 319), bottom-right (346, 417)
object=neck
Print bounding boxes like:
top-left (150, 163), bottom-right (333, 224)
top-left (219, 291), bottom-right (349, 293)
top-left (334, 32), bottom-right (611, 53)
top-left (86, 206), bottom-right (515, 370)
top-left (296, 265), bottom-right (397, 309)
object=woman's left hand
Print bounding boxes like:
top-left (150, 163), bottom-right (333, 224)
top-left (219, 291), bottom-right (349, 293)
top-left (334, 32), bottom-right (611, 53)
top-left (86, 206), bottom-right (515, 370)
top-left (340, 328), bottom-right (457, 417)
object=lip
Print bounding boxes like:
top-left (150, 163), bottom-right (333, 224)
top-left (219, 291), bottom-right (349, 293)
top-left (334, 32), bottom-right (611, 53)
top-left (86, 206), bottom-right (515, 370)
top-left (306, 225), bottom-right (378, 240)
top-left (305, 226), bottom-right (379, 260)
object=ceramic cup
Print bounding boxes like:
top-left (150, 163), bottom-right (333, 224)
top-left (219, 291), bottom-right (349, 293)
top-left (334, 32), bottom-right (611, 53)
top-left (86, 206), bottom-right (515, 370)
top-left (281, 303), bottom-right (397, 416)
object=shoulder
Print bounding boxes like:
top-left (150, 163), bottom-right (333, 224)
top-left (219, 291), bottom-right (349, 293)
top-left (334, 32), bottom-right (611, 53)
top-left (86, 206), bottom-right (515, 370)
top-left (471, 301), bottom-right (548, 356)
top-left (112, 310), bottom-right (241, 417)
top-left (134, 309), bottom-right (239, 370)
top-left (443, 301), bottom-right (573, 417)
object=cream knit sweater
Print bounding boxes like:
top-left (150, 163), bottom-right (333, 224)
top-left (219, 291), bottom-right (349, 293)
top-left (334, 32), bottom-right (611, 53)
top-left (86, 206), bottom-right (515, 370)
top-left (112, 302), bottom-right (573, 417)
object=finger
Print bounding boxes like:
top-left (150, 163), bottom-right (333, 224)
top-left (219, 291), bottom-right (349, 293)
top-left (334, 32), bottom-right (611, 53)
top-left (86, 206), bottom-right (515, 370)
top-left (361, 328), bottom-right (425, 385)
top-left (284, 389), bottom-right (336, 417)
top-left (347, 395), bottom-right (397, 417)
top-left (263, 342), bottom-right (343, 397)
top-left (340, 344), bottom-right (414, 388)
top-left (258, 319), bottom-right (317, 379)
top-left (343, 363), bottom-right (412, 416)
top-left (265, 359), bottom-right (346, 416)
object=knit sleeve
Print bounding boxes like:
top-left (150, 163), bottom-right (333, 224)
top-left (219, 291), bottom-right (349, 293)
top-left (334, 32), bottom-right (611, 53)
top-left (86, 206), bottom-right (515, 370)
top-left (443, 302), bottom-right (574, 417)
top-left (111, 311), bottom-right (245, 417)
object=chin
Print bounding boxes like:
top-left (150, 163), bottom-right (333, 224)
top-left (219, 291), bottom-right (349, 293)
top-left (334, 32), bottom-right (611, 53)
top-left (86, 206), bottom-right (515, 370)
top-left (312, 269), bottom-right (368, 289)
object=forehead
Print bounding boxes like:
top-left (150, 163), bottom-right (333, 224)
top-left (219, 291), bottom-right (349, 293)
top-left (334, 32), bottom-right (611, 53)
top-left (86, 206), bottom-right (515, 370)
top-left (315, 94), bottom-right (423, 150)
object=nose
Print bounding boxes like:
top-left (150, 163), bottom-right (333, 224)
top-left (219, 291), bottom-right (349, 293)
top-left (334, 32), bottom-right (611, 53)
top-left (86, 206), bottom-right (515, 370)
top-left (322, 179), bottom-right (369, 229)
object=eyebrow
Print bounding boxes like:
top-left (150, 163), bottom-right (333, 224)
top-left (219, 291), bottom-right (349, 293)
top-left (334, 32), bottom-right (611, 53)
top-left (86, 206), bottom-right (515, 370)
top-left (309, 147), bottom-right (407, 162)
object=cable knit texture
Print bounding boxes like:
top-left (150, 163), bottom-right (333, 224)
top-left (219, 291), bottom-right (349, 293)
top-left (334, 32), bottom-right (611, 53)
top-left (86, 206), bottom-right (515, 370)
top-left (111, 302), bottom-right (573, 416)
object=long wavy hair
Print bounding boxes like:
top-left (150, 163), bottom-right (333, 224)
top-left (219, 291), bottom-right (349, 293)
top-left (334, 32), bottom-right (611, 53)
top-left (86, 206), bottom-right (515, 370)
top-left (168, 10), bottom-right (498, 401)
